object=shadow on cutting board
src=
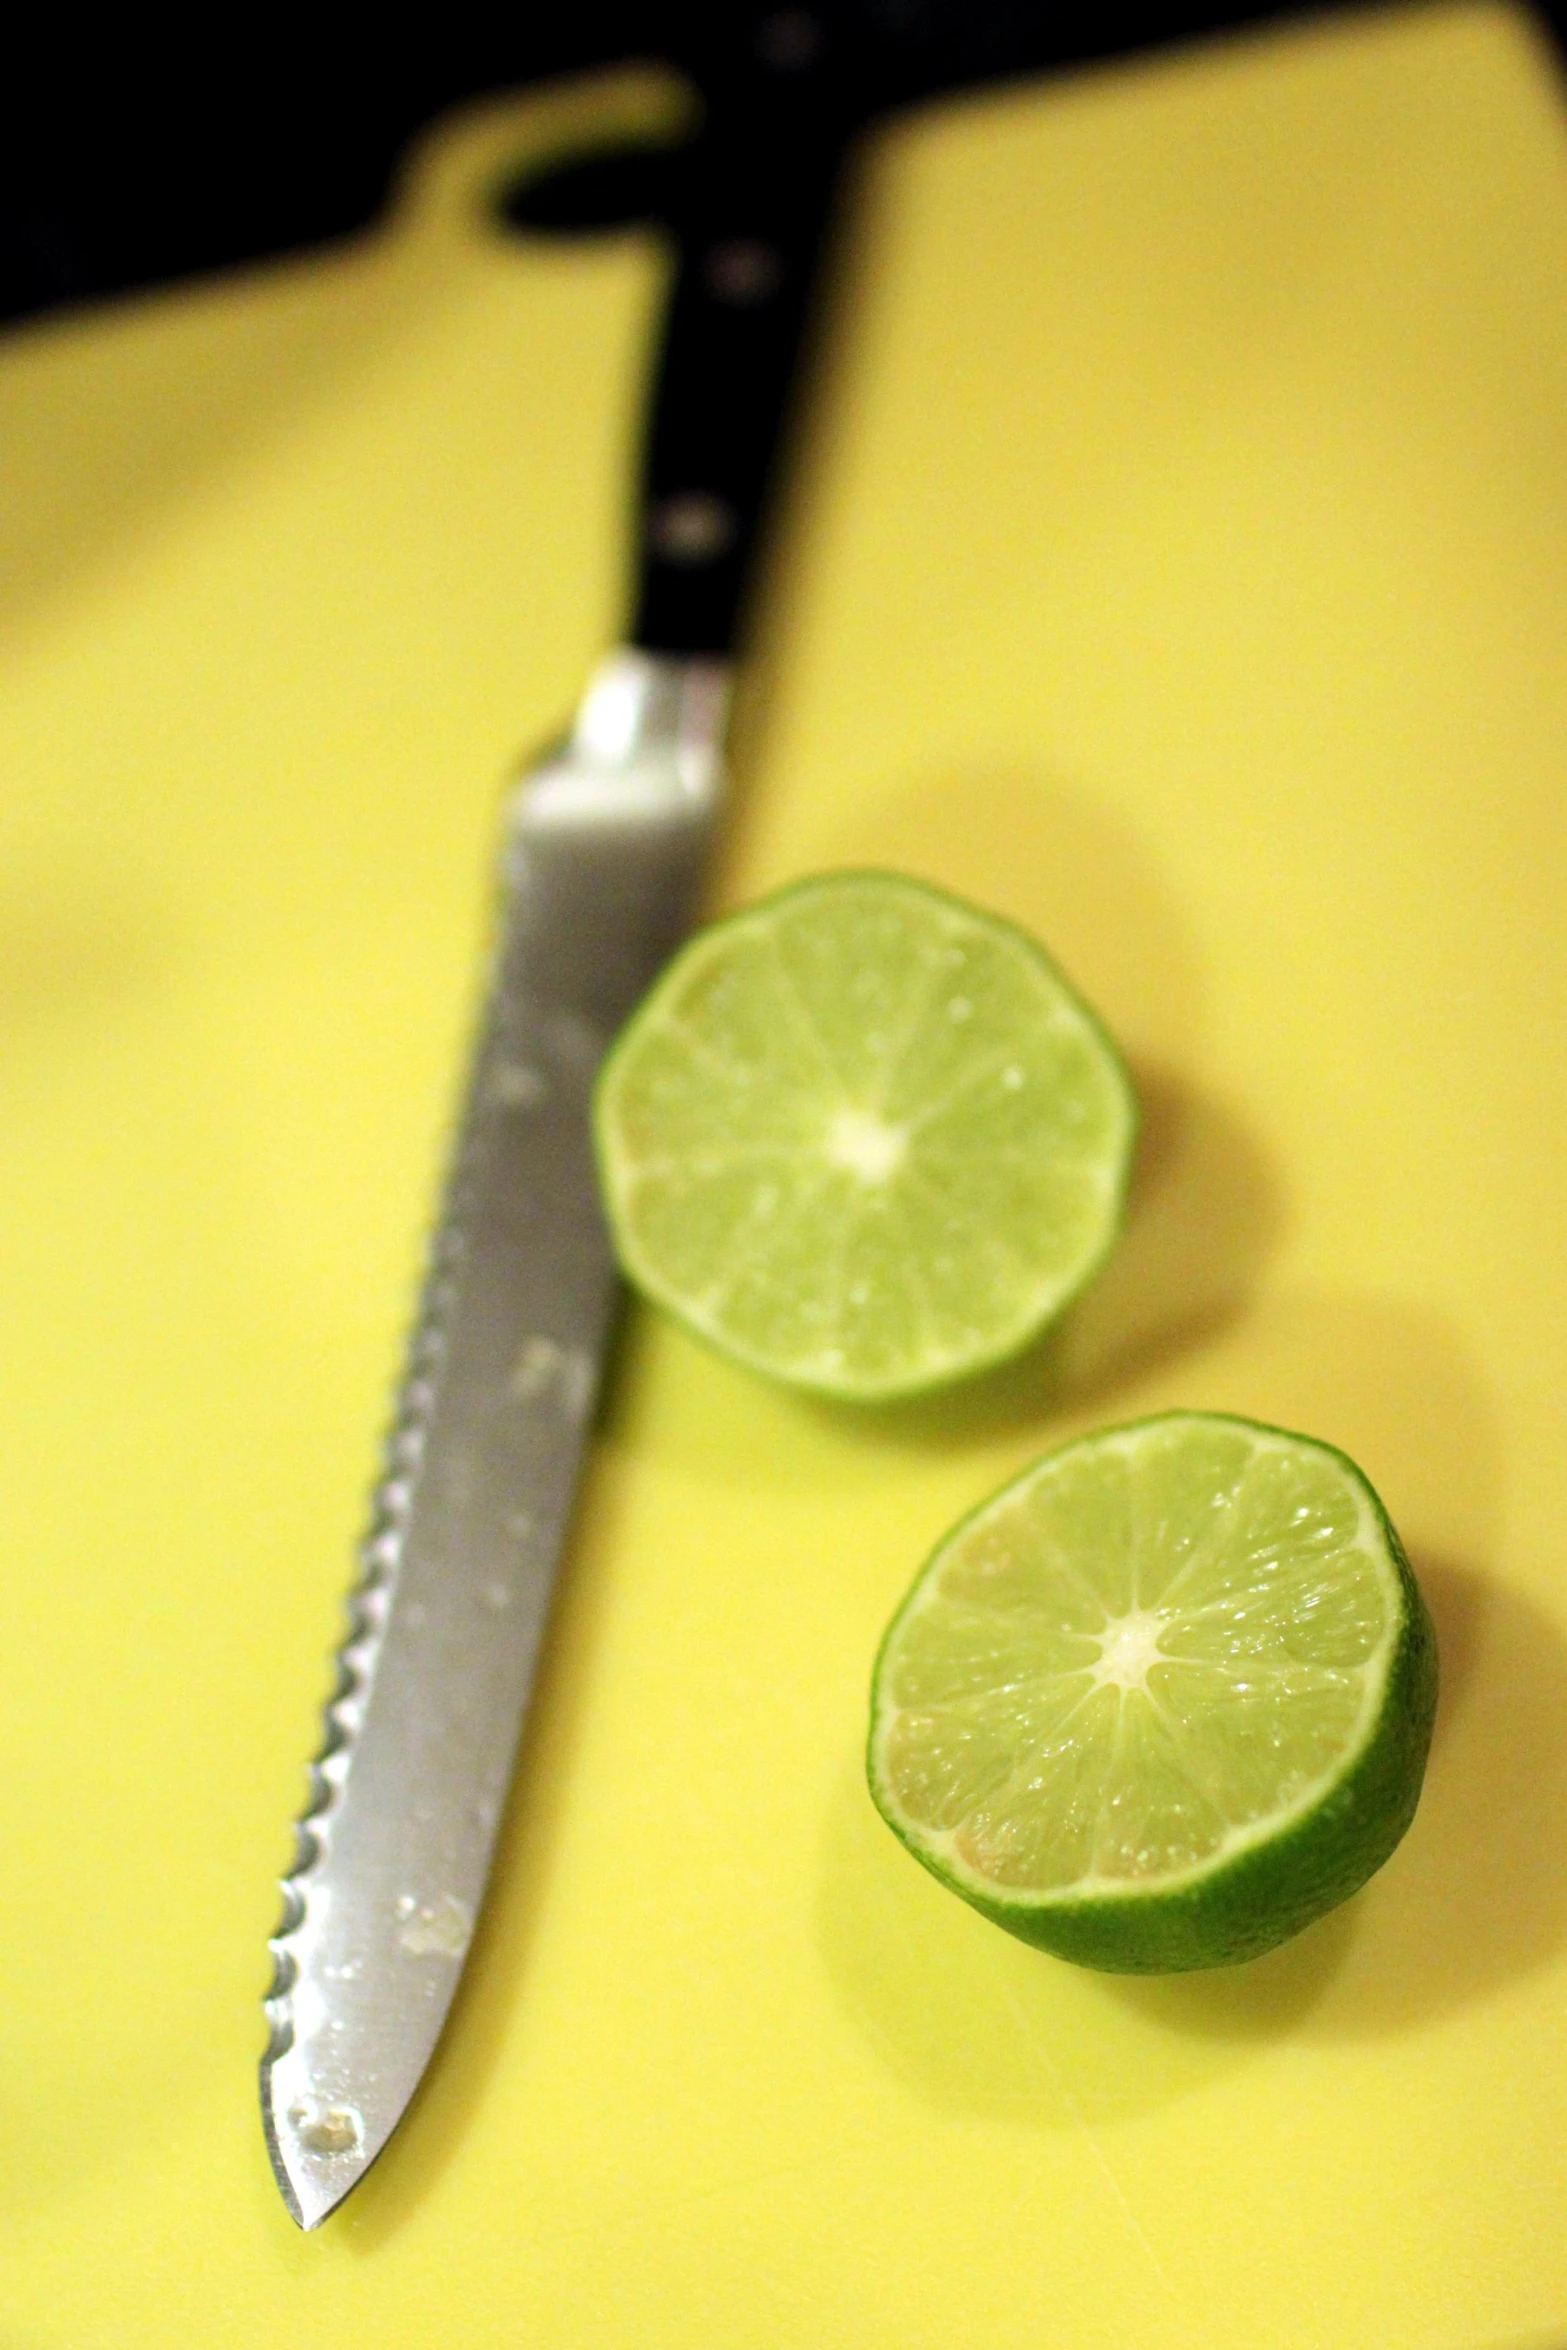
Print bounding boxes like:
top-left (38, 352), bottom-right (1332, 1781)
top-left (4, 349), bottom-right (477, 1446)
top-left (589, 1048), bottom-right (1288, 1493)
top-left (0, 871), bottom-right (179, 1038)
top-left (759, 754), bottom-right (1291, 1455)
top-left (1289, 1554), bottom-right (1567, 2043)
top-left (817, 1747), bottom-right (1353, 2131)
top-left (1108, 1550), bottom-right (1567, 2050)
top-left (816, 1554), bottom-right (1567, 2126)
top-left (841, 1054), bottom-right (1285, 1458)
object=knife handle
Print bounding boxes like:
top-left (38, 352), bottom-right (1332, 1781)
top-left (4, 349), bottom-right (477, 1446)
top-left (629, 15), bottom-right (860, 659)
top-left (500, 17), bottom-right (864, 656)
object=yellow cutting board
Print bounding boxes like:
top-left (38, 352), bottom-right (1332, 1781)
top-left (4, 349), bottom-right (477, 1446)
top-left (5, 8), bottom-right (1567, 2343)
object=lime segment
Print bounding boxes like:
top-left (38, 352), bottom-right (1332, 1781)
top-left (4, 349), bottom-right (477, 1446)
top-left (593, 870), bottom-right (1136, 1399)
top-left (868, 1412), bottom-right (1438, 1970)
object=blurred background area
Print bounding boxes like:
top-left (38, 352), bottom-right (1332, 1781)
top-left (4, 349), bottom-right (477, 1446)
top-left (6, 0), bottom-right (1565, 329)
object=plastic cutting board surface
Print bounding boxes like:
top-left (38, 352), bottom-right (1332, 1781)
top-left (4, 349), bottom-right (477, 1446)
top-left (3, 11), bottom-right (1567, 2344)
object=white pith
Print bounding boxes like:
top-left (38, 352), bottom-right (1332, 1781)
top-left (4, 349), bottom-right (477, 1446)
top-left (1089, 1608), bottom-right (1169, 1692)
top-left (825, 1105), bottom-right (908, 1182)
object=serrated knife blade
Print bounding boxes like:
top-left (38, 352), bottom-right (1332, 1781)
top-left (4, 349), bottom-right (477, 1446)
top-left (261, 22), bottom-right (852, 2229)
top-left (262, 653), bottom-right (726, 2227)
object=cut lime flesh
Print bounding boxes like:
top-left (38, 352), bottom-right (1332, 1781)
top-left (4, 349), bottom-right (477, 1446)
top-left (593, 871), bottom-right (1136, 1399)
top-left (868, 1412), bottom-right (1438, 1971)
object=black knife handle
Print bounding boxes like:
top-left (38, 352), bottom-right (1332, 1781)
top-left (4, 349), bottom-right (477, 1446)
top-left (630, 12), bottom-right (862, 658)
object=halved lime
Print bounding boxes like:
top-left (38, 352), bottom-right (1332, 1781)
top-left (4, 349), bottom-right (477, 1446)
top-left (593, 871), bottom-right (1136, 1399)
top-left (868, 1412), bottom-right (1437, 1971)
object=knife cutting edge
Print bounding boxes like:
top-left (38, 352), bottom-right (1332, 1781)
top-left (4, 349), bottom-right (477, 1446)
top-left (261, 19), bottom-right (854, 2230)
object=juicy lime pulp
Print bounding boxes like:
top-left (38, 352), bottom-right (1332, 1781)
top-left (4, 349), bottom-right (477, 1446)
top-left (868, 1412), bottom-right (1437, 1971)
top-left (592, 871), bottom-right (1136, 1399)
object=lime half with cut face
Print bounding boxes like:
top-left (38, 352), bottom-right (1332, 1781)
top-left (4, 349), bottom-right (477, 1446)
top-left (868, 1412), bottom-right (1438, 1971)
top-left (592, 870), bottom-right (1136, 1400)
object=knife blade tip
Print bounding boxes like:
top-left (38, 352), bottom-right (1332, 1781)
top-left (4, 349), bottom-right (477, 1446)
top-left (261, 2055), bottom-right (377, 2230)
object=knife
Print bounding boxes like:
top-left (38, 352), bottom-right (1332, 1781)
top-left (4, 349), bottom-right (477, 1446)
top-left (260, 24), bottom-right (854, 2231)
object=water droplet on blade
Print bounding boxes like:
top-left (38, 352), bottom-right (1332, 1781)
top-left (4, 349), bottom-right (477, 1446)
top-left (396, 1892), bottom-right (473, 1958)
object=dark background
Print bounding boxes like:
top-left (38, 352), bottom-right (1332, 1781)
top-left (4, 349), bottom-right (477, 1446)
top-left (5, 0), bottom-right (1565, 330)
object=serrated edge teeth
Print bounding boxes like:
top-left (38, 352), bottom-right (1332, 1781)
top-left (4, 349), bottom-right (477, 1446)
top-left (261, 1516), bottom-right (403, 2065)
top-left (261, 1250), bottom-right (465, 2076)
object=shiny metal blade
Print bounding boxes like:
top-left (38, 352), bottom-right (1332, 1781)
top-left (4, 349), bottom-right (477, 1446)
top-left (262, 650), bottom-right (728, 2229)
